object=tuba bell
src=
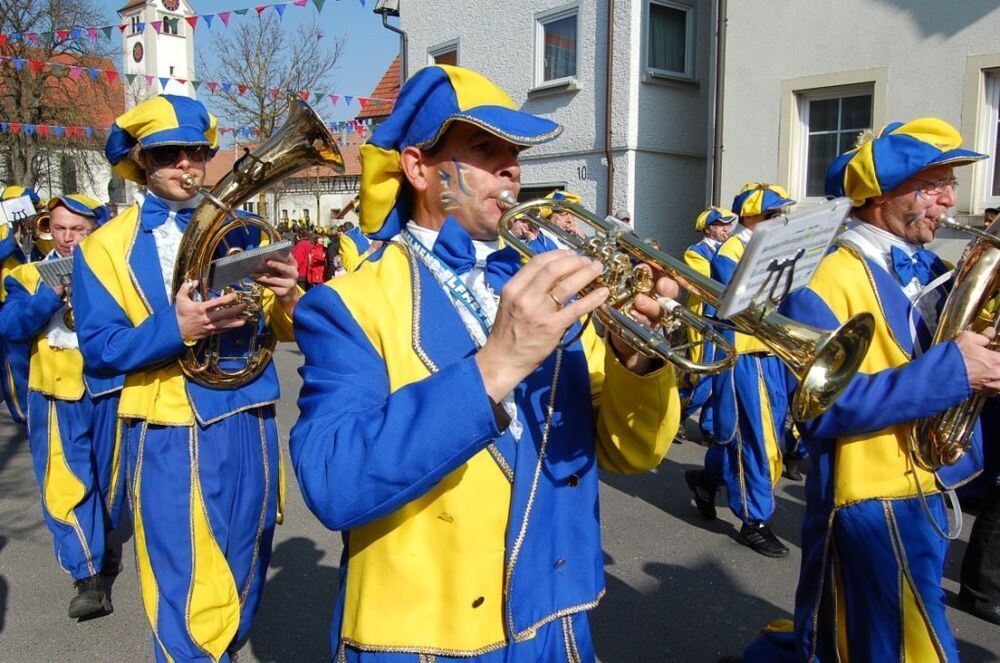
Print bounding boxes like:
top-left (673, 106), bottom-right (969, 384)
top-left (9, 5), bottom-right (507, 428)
top-left (172, 97), bottom-right (344, 388)
top-left (498, 193), bottom-right (875, 421)
top-left (908, 214), bottom-right (1000, 470)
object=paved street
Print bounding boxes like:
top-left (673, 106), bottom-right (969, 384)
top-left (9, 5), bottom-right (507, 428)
top-left (0, 345), bottom-right (997, 662)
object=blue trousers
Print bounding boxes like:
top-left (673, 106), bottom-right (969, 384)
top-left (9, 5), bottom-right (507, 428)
top-left (336, 611), bottom-right (594, 662)
top-left (0, 341), bottom-right (27, 424)
top-left (26, 390), bottom-right (123, 581)
top-left (123, 407), bottom-right (279, 663)
top-left (706, 354), bottom-right (786, 524)
top-left (680, 372), bottom-right (714, 439)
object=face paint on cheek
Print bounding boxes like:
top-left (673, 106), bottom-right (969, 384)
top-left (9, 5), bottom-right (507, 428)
top-left (438, 171), bottom-right (459, 211)
top-left (903, 210), bottom-right (924, 226)
top-left (452, 160), bottom-right (477, 197)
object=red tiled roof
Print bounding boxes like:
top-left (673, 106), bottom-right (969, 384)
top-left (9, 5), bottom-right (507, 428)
top-left (357, 55), bottom-right (399, 120)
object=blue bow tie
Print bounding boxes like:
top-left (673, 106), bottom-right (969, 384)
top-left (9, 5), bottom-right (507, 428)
top-left (140, 194), bottom-right (196, 232)
top-left (428, 217), bottom-right (523, 291)
top-left (890, 245), bottom-right (936, 286)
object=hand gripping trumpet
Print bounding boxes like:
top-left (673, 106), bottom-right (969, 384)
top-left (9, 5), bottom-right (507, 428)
top-left (497, 192), bottom-right (875, 421)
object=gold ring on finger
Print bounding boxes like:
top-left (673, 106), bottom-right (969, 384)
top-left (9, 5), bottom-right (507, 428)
top-left (548, 291), bottom-right (562, 307)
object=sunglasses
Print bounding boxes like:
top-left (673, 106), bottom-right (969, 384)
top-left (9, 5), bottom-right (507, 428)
top-left (145, 145), bottom-right (209, 167)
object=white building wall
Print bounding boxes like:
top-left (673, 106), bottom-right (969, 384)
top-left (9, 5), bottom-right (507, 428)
top-left (720, 1), bottom-right (1000, 214)
top-left (401, 0), bottom-right (714, 254)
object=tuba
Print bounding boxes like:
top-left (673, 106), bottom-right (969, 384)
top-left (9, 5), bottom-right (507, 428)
top-left (172, 98), bottom-right (344, 388)
top-left (909, 214), bottom-right (1000, 470)
top-left (498, 193), bottom-right (875, 421)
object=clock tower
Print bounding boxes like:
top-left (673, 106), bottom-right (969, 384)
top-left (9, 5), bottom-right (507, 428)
top-left (119, 0), bottom-right (197, 110)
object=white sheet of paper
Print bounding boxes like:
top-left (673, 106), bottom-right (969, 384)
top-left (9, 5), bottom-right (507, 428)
top-left (716, 197), bottom-right (852, 320)
top-left (0, 196), bottom-right (36, 226)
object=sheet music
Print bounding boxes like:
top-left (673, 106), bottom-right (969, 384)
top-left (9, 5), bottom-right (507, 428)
top-left (37, 257), bottom-right (74, 288)
top-left (0, 196), bottom-right (36, 226)
top-left (715, 197), bottom-right (852, 320)
top-left (208, 240), bottom-right (294, 290)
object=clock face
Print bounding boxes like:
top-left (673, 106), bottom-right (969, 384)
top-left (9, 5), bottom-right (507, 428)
top-left (132, 42), bottom-right (144, 63)
top-left (163, 0), bottom-right (179, 10)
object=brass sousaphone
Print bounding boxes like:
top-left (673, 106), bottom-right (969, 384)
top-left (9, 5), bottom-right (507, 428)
top-left (498, 193), bottom-right (875, 421)
top-left (173, 98), bottom-right (344, 388)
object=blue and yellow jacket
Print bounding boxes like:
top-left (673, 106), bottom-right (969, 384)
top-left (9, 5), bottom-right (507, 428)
top-left (73, 201), bottom-right (295, 426)
top-left (290, 241), bottom-right (679, 655)
top-left (0, 258), bottom-right (123, 401)
top-left (683, 238), bottom-right (719, 372)
top-left (780, 244), bottom-right (982, 505)
top-left (0, 241), bottom-right (43, 423)
top-left (339, 226), bottom-right (372, 273)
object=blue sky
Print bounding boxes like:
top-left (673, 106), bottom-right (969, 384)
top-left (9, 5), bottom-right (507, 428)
top-left (94, 0), bottom-right (400, 123)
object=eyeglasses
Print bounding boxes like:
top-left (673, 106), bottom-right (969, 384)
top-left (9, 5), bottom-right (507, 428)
top-left (145, 145), bottom-right (209, 167)
top-left (761, 209), bottom-right (786, 220)
top-left (912, 177), bottom-right (959, 195)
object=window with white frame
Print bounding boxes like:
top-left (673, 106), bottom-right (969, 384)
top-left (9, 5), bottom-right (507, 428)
top-left (130, 15), bottom-right (141, 34)
top-left (982, 73), bottom-right (1000, 208)
top-left (647, 0), bottom-right (694, 80)
top-left (799, 90), bottom-right (873, 198)
top-left (429, 40), bottom-right (458, 67)
top-left (536, 6), bottom-right (578, 85)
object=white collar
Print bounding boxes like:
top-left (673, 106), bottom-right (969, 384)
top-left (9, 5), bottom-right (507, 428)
top-left (405, 220), bottom-right (501, 267)
top-left (136, 190), bottom-right (203, 213)
top-left (849, 221), bottom-right (923, 257)
top-left (701, 236), bottom-right (721, 251)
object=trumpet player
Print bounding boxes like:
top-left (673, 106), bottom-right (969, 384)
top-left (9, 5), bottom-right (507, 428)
top-left (290, 65), bottom-right (681, 661)
top-left (0, 195), bottom-right (124, 619)
top-left (72, 95), bottom-right (299, 663)
top-left (678, 206), bottom-right (736, 444)
top-left (0, 185), bottom-right (47, 425)
top-left (744, 118), bottom-right (999, 662)
top-left (686, 183), bottom-right (796, 558)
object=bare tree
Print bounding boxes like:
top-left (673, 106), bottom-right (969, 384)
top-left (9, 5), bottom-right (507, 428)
top-left (0, 0), bottom-right (119, 190)
top-left (198, 12), bottom-right (346, 141)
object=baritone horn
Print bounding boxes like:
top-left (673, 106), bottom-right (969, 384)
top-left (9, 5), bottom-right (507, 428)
top-left (909, 213), bottom-right (1000, 470)
top-left (497, 193), bottom-right (875, 421)
top-left (173, 97), bottom-right (344, 389)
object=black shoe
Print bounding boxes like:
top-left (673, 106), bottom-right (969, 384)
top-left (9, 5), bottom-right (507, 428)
top-left (68, 574), bottom-right (112, 619)
top-left (782, 458), bottom-right (806, 482)
top-left (739, 521), bottom-right (789, 558)
top-left (101, 546), bottom-right (122, 577)
top-left (698, 433), bottom-right (716, 448)
top-left (958, 591), bottom-right (1000, 626)
top-left (685, 470), bottom-right (717, 520)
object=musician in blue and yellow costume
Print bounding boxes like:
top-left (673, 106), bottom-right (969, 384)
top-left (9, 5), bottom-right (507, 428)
top-left (72, 95), bottom-right (300, 662)
top-left (340, 220), bottom-right (375, 272)
top-left (678, 206), bottom-right (735, 443)
top-left (685, 183), bottom-right (796, 557)
top-left (0, 194), bottom-right (125, 619)
top-left (743, 118), bottom-right (1000, 662)
top-left (0, 185), bottom-right (48, 425)
top-left (290, 65), bottom-right (681, 661)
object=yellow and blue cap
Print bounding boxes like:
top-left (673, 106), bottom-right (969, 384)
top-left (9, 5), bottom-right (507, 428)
top-left (540, 190), bottom-right (581, 218)
top-left (105, 95), bottom-right (219, 185)
top-left (47, 194), bottom-right (111, 226)
top-left (695, 206), bottom-right (738, 231)
top-left (825, 117), bottom-right (986, 205)
top-left (732, 183), bottom-right (795, 218)
top-left (359, 65), bottom-right (563, 240)
top-left (1, 185), bottom-right (41, 207)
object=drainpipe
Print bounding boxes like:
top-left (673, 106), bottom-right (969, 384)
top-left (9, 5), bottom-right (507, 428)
top-left (710, 0), bottom-right (728, 205)
top-left (381, 15), bottom-right (408, 84)
top-left (604, 0), bottom-right (615, 213)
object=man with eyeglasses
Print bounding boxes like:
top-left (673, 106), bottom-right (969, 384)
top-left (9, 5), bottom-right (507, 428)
top-left (739, 118), bottom-right (1000, 662)
top-left (0, 195), bottom-right (124, 620)
top-left (685, 183), bottom-right (796, 558)
top-left (72, 95), bottom-right (299, 662)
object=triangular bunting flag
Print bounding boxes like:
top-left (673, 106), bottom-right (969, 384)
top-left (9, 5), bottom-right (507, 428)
top-left (118, 24), bottom-right (127, 33)
top-left (88, 27), bottom-right (99, 41)
top-left (299, 90), bottom-right (309, 101)
top-left (125, 73), bottom-right (137, 84)
top-left (105, 70), bottom-right (118, 84)
top-left (329, 94), bottom-right (339, 106)
top-left (358, 0), bottom-right (365, 6)
top-left (311, 0), bottom-right (326, 10)
top-left (207, 81), bottom-right (218, 93)
top-left (85, 127), bottom-right (94, 137)
top-left (55, 29), bottom-right (70, 41)
top-left (269, 88), bottom-right (281, 99)
top-left (358, 97), bottom-right (369, 109)
top-left (11, 58), bottom-right (24, 70)
top-left (0, 123), bottom-right (8, 133)
top-left (69, 65), bottom-right (83, 80)
top-left (145, 75), bottom-right (155, 85)
top-left (176, 78), bottom-right (187, 85)
top-left (192, 80), bottom-right (202, 91)
top-left (0, 36), bottom-right (6, 48)
top-left (151, 21), bottom-right (162, 34)
top-left (274, 4), bottom-right (287, 18)
top-left (186, 16), bottom-right (199, 30)
top-left (24, 124), bottom-right (36, 135)
top-left (86, 68), bottom-right (99, 80)
top-left (159, 77), bottom-right (170, 89)
top-left (70, 28), bottom-right (86, 40)
top-left (53, 126), bottom-right (65, 137)
top-left (50, 63), bottom-right (65, 74)
top-left (222, 82), bottom-right (233, 93)
top-left (28, 60), bottom-right (45, 75)
top-left (293, 0), bottom-right (308, 6)
top-left (37, 125), bottom-right (49, 137)
top-left (344, 96), bottom-right (353, 106)
top-left (235, 8), bottom-right (249, 15)
top-left (10, 123), bottom-right (20, 134)
top-left (218, 11), bottom-right (231, 25)
top-left (103, 26), bottom-right (114, 40)
top-left (203, 14), bottom-right (215, 27)
top-left (255, 6), bottom-right (268, 15)
top-left (26, 33), bottom-right (37, 43)
top-left (238, 84), bottom-right (248, 95)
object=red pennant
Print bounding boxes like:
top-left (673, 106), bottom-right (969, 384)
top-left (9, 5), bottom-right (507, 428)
top-left (55, 29), bottom-right (70, 41)
top-left (238, 84), bottom-right (248, 95)
top-left (28, 59), bottom-right (45, 75)
top-left (176, 78), bottom-right (186, 85)
top-left (0, 36), bottom-right (7, 47)
top-left (298, 90), bottom-right (309, 101)
top-left (207, 81), bottom-right (218, 93)
top-left (105, 70), bottom-right (118, 84)
top-left (37, 125), bottom-right (49, 137)
top-left (118, 23), bottom-right (127, 33)
top-left (255, 6), bottom-right (268, 15)
top-left (186, 16), bottom-right (199, 30)
top-left (269, 88), bottom-right (280, 99)
top-left (218, 11), bottom-right (232, 25)
top-left (358, 97), bottom-right (369, 109)
top-left (10, 123), bottom-right (21, 134)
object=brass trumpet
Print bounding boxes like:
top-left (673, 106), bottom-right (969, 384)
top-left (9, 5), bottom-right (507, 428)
top-left (909, 214), bottom-right (1000, 470)
top-left (497, 193), bottom-right (875, 421)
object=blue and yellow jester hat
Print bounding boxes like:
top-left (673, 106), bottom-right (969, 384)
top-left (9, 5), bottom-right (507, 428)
top-left (731, 183), bottom-right (795, 218)
top-left (825, 117), bottom-right (986, 205)
top-left (105, 95), bottom-right (219, 185)
top-left (1, 185), bottom-right (41, 207)
top-left (47, 194), bottom-right (111, 226)
top-left (694, 206), bottom-right (738, 231)
top-left (540, 190), bottom-right (582, 218)
top-left (359, 65), bottom-right (563, 240)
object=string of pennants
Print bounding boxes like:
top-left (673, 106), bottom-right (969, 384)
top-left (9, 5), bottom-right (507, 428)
top-left (0, 0), bottom-right (363, 46)
top-left (0, 55), bottom-right (393, 111)
top-left (0, 118), bottom-right (374, 142)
